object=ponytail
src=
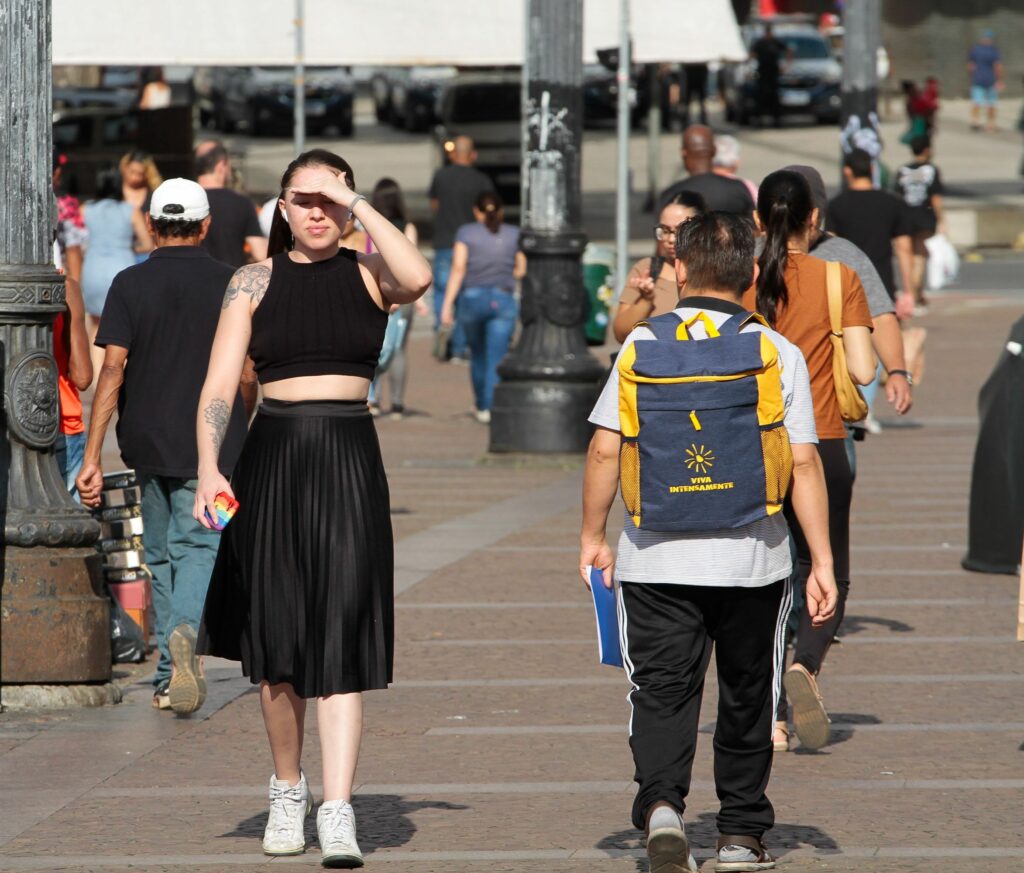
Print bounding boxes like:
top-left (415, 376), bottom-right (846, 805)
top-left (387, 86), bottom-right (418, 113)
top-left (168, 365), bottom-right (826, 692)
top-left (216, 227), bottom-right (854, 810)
top-left (756, 200), bottom-right (790, 326)
top-left (755, 170), bottom-right (813, 327)
top-left (475, 190), bottom-right (504, 234)
top-left (267, 192), bottom-right (292, 256)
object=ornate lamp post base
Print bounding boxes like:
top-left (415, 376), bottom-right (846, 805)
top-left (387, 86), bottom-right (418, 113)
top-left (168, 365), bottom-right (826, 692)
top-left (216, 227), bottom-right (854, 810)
top-left (2, 548), bottom-right (110, 683)
top-left (489, 232), bottom-right (604, 453)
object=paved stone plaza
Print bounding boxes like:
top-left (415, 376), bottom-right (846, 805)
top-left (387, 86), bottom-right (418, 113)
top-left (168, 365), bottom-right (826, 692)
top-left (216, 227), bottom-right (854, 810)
top-left (0, 281), bottom-right (1021, 871)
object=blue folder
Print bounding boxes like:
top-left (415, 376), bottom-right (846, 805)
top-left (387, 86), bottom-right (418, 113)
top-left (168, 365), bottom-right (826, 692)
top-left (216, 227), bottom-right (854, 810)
top-left (587, 565), bottom-right (623, 668)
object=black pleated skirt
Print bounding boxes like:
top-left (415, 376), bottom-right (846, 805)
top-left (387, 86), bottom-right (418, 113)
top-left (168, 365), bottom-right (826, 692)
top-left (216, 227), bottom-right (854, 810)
top-left (197, 398), bottom-right (393, 698)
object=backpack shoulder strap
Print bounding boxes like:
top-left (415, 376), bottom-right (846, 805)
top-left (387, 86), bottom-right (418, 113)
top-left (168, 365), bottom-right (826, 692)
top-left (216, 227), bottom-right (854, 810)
top-left (717, 310), bottom-right (769, 336)
top-left (643, 312), bottom-right (684, 342)
top-left (825, 260), bottom-right (843, 336)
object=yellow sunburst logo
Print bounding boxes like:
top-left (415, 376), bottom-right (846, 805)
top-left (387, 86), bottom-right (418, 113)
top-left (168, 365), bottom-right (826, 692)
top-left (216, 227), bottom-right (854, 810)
top-left (685, 444), bottom-right (715, 475)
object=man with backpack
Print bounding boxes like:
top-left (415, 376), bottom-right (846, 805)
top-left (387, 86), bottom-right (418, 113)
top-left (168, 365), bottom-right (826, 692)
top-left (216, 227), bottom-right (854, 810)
top-left (579, 212), bottom-right (837, 873)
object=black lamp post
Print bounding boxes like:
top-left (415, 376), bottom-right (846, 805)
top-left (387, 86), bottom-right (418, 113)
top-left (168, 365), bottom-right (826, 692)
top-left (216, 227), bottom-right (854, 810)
top-left (1, 0), bottom-right (108, 685)
top-left (488, 0), bottom-right (606, 453)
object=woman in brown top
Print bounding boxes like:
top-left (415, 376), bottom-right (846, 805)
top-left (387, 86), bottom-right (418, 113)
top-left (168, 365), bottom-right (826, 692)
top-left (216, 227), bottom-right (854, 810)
top-left (611, 190), bottom-right (706, 342)
top-left (742, 170), bottom-right (875, 753)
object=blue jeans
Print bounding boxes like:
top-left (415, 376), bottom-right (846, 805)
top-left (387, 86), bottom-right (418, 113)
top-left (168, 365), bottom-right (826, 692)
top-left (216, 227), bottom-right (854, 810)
top-left (457, 286), bottom-right (517, 412)
top-left (433, 247), bottom-right (467, 358)
top-left (54, 431), bottom-right (86, 501)
top-left (139, 474), bottom-right (222, 687)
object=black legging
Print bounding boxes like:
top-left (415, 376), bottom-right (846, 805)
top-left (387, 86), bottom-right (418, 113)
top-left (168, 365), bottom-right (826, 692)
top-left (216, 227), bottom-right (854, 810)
top-left (776, 438), bottom-right (852, 720)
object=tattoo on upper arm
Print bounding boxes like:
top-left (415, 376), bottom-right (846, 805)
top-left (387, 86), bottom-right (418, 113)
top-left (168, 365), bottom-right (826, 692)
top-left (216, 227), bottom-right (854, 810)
top-left (203, 399), bottom-right (230, 454)
top-left (222, 264), bottom-right (272, 310)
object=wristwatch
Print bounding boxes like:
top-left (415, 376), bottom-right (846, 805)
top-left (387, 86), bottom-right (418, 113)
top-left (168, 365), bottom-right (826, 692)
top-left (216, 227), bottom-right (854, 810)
top-left (888, 368), bottom-right (914, 386)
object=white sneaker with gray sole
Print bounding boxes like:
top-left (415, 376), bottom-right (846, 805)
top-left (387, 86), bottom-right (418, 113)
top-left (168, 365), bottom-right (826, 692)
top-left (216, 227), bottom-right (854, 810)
top-left (317, 799), bottom-right (364, 868)
top-left (262, 771), bottom-right (312, 856)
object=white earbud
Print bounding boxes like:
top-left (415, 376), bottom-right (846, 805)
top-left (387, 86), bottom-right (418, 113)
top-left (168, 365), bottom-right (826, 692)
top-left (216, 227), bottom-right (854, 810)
top-left (279, 207), bottom-right (289, 224)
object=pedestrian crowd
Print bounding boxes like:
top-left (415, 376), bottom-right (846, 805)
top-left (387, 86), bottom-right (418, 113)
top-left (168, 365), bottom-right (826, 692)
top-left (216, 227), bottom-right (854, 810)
top-left (47, 66), bottom-right (955, 868)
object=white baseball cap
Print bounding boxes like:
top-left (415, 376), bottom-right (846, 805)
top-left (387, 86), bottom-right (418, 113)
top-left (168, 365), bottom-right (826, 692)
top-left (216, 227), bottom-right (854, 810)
top-left (149, 178), bottom-right (210, 221)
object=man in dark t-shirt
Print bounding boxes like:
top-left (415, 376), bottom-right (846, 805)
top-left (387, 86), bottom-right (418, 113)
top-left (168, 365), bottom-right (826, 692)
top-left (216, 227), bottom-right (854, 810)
top-left (428, 135), bottom-right (494, 357)
top-left (195, 141), bottom-right (267, 268)
top-left (77, 179), bottom-right (253, 715)
top-left (749, 25), bottom-right (790, 127)
top-left (894, 135), bottom-right (945, 308)
top-left (826, 148), bottom-right (915, 317)
top-left (658, 124), bottom-right (755, 215)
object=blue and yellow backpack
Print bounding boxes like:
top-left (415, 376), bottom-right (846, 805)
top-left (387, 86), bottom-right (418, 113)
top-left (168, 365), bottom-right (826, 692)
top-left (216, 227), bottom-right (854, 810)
top-left (617, 309), bottom-right (793, 532)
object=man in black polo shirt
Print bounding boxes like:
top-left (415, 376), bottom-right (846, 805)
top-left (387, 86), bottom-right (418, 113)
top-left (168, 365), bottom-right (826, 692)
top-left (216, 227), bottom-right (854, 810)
top-left (659, 124), bottom-right (755, 215)
top-left (194, 140), bottom-right (267, 268)
top-left (77, 179), bottom-right (253, 715)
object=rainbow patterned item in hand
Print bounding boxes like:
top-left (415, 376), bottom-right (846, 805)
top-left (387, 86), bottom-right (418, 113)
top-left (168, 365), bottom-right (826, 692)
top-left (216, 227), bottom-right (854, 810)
top-left (204, 492), bottom-right (239, 531)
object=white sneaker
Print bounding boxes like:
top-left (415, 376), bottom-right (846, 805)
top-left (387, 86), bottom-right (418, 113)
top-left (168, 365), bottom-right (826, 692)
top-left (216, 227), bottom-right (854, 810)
top-left (317, 799), bottom-right (364, 868)
top-left (474, 408), bottom-right (491, 424)
top-left (864, 412), bottom-right (882, 435)
top-left (262, 771), bottom-right (312, 856)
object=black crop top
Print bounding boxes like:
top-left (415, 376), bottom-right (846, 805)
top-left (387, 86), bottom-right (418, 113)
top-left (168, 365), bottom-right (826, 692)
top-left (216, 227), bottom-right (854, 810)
top-left (249, 250), bottom-right (388, 384)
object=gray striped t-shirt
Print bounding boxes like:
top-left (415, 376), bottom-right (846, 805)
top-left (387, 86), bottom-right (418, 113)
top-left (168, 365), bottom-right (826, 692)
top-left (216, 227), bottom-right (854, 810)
top-left (589, 300), bottom-right (817, 588)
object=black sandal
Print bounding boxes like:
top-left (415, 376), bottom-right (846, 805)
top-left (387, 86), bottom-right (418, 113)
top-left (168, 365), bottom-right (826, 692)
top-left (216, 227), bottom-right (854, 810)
top-left (715, 834), bottom-right (775, 871)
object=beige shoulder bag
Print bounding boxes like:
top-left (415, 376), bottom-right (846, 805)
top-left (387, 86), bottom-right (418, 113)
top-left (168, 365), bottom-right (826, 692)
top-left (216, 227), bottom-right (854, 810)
top-left (826, 261), bottom-right (870, 423)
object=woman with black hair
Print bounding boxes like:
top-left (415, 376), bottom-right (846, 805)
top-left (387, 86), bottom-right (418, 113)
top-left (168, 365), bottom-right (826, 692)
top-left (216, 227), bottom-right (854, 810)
top-left (366, 177), bottom-right (428, 418)
top-left (81, 165), bottom-right (153, 381)
top-left (611, 190), bottom-right (706, 343)
top-left (194, 148), bottom-right (431, 866)
top-left (439, 190), bottom-right (526, 423)
top-left (742, 169), bottom-right (876, 753)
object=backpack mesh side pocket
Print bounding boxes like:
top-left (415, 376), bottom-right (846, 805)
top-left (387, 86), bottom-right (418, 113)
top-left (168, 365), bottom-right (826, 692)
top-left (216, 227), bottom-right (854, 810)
top-left (760, 425), bottom-right (793, 510)
top-left (620, 439), bottom-right (641, 523)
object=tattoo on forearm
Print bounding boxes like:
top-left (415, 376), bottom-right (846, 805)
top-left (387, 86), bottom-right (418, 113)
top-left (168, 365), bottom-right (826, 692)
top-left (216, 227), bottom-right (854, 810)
top-left (203, 399), bottom-right (230, 454)
top-left (222, 264), bottom-right (272, 310)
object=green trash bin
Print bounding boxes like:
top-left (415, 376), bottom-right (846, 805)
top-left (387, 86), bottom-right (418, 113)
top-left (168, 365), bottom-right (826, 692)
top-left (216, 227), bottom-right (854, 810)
top-left (582, 243), bottom-right (616, 346)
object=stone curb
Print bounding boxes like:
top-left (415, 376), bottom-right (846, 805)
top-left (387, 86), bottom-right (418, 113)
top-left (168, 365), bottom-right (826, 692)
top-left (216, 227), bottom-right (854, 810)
top-left (0, 682), bottom-right (123, 711)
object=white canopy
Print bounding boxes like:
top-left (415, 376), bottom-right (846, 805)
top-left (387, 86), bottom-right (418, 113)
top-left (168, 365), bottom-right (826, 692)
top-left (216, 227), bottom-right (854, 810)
top-left (53, 0), bottom-right (746, 66)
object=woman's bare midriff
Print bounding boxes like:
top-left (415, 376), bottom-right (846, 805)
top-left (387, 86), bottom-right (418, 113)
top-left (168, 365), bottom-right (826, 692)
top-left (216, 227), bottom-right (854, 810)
top-left (260, 374), bottom-right (371, 402)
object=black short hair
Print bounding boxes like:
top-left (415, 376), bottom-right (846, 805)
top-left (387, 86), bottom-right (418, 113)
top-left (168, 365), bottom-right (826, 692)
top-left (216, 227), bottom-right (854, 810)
top-left (674, 211), bottom-right (755, 295)
top-left (149, 216), bottom-right (204, 239)
top-left (194, 143), bottom-right (228, 177)
top-left (909, 134), bottom-right (931, 156)
top-left (844, 148), bottom-right (873, 179)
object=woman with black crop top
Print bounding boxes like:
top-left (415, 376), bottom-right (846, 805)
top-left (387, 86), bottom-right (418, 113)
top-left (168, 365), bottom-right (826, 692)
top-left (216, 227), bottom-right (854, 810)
top-left (192, 149), bottom-right (431, 867)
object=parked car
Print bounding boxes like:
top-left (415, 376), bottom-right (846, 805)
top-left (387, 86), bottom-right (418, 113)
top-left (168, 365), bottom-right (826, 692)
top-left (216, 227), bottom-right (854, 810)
top-left (434, 72), bottom-right (521, 205)
top-left (247, 66), bottom-right (354, 137)
top-left (196, 66), bottom-right (354, 137)
top-left (721, 21), bottom-right (842, 125)
top-left (390, 66), bottom-right (456, 132)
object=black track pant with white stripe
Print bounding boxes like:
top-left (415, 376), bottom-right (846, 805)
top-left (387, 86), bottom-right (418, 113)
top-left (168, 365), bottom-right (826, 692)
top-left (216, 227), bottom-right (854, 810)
top-left (619, 578), bottom-right (790, 836)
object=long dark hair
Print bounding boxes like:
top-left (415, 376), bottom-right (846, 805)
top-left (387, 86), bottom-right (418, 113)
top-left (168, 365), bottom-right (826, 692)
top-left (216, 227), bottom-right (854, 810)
top-left (94, 165), bottom-right (124, 202)
top-left (268, 149), bottom-right (357, 256)
top-left (370, 177), bottom-right (407, 226)
top-left (475, 191), bottom-right (503, 234)
top-left (755, 170), bottom-right (813, 326)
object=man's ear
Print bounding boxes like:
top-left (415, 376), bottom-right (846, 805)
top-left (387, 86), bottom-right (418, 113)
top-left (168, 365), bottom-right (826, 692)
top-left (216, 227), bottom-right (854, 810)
top-left (810, 206), bottom-right (821, 231)
top-left (674, 258), bottom-right (688, 289)
top-left (198, 216), bottom-right (212, 242)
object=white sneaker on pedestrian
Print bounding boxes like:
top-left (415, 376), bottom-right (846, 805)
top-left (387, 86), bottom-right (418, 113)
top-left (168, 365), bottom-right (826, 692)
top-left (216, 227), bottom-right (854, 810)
top-left (646, 804), bottom-right (698, 872)
top-left (262, 771), bottom-right (312, 856)
top-left (864, 412), bottom-right (882, 435)
top-left (474, 408), bottom-right (491, 424)
top-left (317, 799), bottom-right (363, 868)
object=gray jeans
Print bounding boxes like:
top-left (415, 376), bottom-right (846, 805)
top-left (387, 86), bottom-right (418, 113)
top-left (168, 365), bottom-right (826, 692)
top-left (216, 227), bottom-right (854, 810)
top-left (139, 474), bottom-right (222, 687)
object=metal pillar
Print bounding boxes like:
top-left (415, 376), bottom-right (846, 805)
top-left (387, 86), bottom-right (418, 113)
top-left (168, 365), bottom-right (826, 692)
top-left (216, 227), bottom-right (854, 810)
top-left (489, 0), bottom-right (606, 453)
top-left (0, 0), bottom-right (107, 684)
top-left (839, 0), bottom-right (882, 182)
top-left (293, 0), bottom-right (306, 156)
